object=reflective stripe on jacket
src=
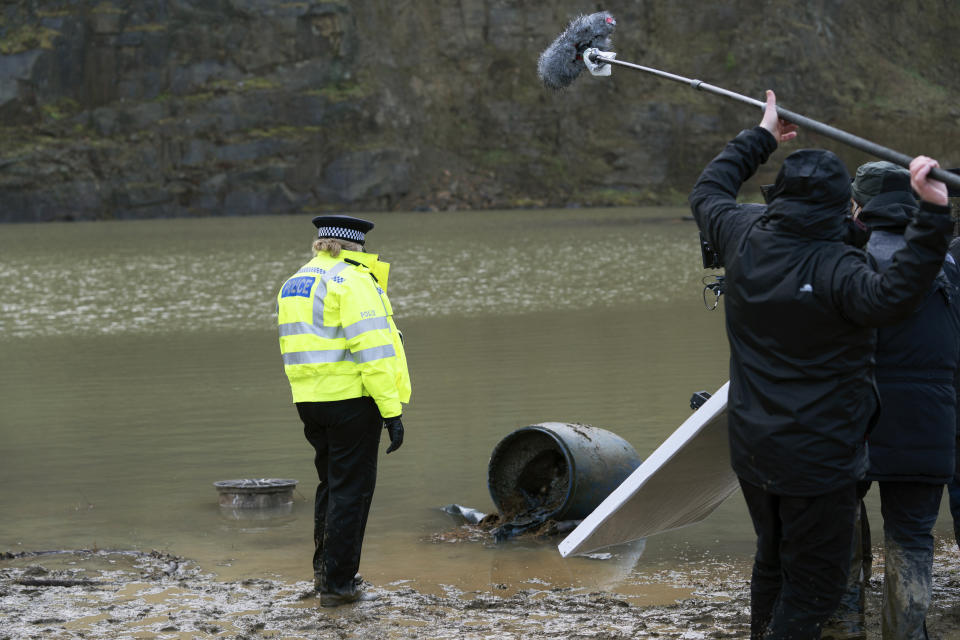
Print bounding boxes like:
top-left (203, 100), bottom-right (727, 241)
top-left (277, 249), bottom-right (411, 417)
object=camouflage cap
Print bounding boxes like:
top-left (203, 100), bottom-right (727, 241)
top-left (850, 161), bottom-right (910, 206)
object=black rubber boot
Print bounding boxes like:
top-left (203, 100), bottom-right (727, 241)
top-left (821, 580), bottom-right (866, 640)
top-left (319, 586), bottom-right (379, 607)
top-left (315, 572), bottom-right (362, 593)
top-left (882, 535), bottom-right (933, 640)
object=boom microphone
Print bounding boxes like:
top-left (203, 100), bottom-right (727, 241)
top-left (535, 14), bottom-right (960, 193)
top-left (537, 12), bottom-right (616, 90)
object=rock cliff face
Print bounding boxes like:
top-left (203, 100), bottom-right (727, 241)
top-left (1, 1), bottom-right (957, 221)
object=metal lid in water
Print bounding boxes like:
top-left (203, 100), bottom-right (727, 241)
top-left (213, 478), bottom-right (298, 494)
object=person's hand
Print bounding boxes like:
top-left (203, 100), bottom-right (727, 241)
top-left (383, 416), bottom-right (404, 454)
top-left (759, 90), bottom-right (798, 144)
top-left (909, 155), bottom-right (948, 206)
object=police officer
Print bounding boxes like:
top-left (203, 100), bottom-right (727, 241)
top-left (277, 215), bottom-right (410, 607)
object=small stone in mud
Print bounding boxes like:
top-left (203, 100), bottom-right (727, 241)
top-left (464, 598), bottom-right (499, 610)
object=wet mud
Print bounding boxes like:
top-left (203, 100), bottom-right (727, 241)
top-left (3, 540), bottom-right (960, 639)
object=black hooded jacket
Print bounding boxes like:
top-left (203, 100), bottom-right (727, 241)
top-left (859, 187), bottom-right (960, 484)
top-left (690, 127), bottom-right (953, 496)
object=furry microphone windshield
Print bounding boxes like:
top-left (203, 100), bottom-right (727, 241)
top-left (537, 12), bottom-right (616, 90)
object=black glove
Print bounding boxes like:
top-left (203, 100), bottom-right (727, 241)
top-left (383, 415), bottom-right (404, 454)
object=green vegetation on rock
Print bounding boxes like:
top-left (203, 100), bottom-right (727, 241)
top-left (0, 1), bottom-right (956, 220)
top-left (0, 25), bottom-right (60, 54)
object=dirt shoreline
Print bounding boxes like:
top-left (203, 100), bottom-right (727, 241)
top-left (3, 540), bottom-right (960, 639)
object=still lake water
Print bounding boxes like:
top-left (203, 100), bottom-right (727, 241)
top-left (0, 208), bottom-right (954, 600)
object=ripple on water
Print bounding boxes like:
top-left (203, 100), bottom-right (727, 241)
top-left (0, 211), bottom-right (707, 339)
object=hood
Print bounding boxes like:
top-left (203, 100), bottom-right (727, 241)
top-left (764, 149), bottom-right (851, 240)
top-left (856, 172), bottom-right (918, 233)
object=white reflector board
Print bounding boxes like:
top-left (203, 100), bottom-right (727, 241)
top-left (558, 381), bottom-right (737, 557)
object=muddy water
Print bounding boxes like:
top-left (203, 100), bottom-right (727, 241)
top-left (0, 208), bottom-right (955, 603)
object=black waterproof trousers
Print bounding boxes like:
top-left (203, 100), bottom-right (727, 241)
top-left (739, 478), bottom-right (859, 640)
top-left (297, 397), bottom-right (381, 594)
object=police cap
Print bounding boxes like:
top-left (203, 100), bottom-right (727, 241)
top-left (311, 215), bottom-right (375, 245)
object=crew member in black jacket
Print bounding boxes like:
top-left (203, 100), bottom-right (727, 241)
top-left (689, 90), bottom-right (952, 640)
top-left (824, 161), bottom-right (960, 640)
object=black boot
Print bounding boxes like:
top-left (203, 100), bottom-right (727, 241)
top-left (319, 584), bottom-right (379, 607)
top-left (315, 571), bottom-right (362, 592)
top-left (821, 578), bottom-right (866, 640)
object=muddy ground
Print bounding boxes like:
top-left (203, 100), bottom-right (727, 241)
top-left (3, 539), bottom-right (960, 639)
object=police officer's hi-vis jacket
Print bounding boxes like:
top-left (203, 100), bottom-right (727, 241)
top-left (277, 249), bottom-right (411, 418)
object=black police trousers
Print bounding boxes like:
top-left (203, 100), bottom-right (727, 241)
top-left (739, 477), bottom-right (859, 640)
top-left (297, 396), bottom-right (381, 594)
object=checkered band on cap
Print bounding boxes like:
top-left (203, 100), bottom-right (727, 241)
top-left (316, 226), bottom-right (366, 243)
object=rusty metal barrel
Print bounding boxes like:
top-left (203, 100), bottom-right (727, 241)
top-left (487, 422), bottom-right (642, 522)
